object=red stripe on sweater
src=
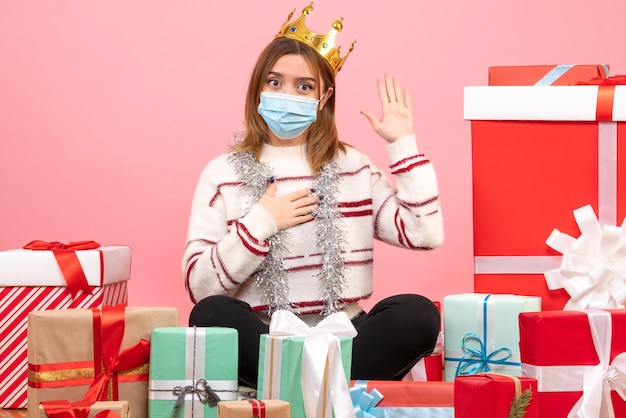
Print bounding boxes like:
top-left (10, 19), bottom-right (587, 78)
top-left (209, 181), bottom-right (241, 206)
top-left (390, 159), bottom-right (430, 175)
top-left (398, 195), bottom-right (439, 208)
top-left (237, 228), bottom-right (268, 257)
top-left (236, 221), bottom-right (268, 247)
top-left (374, 194), bottom-right (394, 239)
top-left (215, 247), bottom-right (241, 286)
top-left (251, 294), bottom-right (373, 313)
top-left (341, 210), bottom-right (373, 218)
top-left (338, 199), bottom-right (372, 208)
top-left (287, 258), bottom-right (373, 273)
top-left (389, 154), bottom-right (426, 169)
top-left (185, 259), bottom-right (199, 304)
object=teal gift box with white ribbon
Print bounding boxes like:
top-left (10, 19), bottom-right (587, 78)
top-left (443, 293), bottom-right (541, 382)
top-left (257, 310), bottom-right (357, 418)
top-left (148, 326), bottom-right (238, 418)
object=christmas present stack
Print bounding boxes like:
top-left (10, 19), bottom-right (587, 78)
top-left (148, 326), bottom-right (239, 418)
top-left (257, 310), bottom-right (356, 418)
top-left (464, 64), bottom-right (626, 310)
top-left (0, 241), bottom-right (131, 409)
top-left (27, 303), bottom-right (179, 418)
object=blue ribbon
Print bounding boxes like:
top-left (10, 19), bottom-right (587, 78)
top-left (454, 333), bottom-right (519, 376)
top-left (445, 294), bottom-right (521, 376)
top-left (351, 381), bottom-right (387, 418)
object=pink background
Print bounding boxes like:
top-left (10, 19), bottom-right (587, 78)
top-left (2, 1), bottom-right (625, 324)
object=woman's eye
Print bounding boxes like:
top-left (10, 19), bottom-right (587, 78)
top-left (298, 83), bottom-right (313, 91)
top-left (267, 79), bottom-right (281, 87)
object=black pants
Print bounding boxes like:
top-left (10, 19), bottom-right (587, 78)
top-left (189, 294), bottom-right (440, 388)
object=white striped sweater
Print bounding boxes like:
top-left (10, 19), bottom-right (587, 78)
top-left (183, 134), bottom-right (443, 316)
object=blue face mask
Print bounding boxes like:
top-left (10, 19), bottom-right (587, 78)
top-left (257, 92), bottom-right (319, 140)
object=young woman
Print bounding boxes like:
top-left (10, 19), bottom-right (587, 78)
top-left (183, 5), bottom-right (444, 388)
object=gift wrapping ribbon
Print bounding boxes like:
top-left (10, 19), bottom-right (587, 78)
top-left (248, 400), bottom-right (266, 418)
top-left (268, 310), bottom-right (358, 418)
top-left (522, 310), bottom-right (626, 418)
top-left (575, 75), bottom-right (626, 121)
top-left (350, 381), bottom-right (453, 418)
top-left (147, 327), bottom-right (238, 418)
top-left (445, 295), bottom-right (521, 377)
top-left (41, 400), bottom-right (122, 418)
top-left (350, 381), bottom-right (386, 418)
top-left (27, 305), bottom-right (150, 391)
top-left (82, 304), bottom-right (151, 402)
top-left (543, 204), bottom-right (626, 310)
top-left (474, 82), bottom-right (621, 299)
top-left (23, 240), bottom-right (101, 298)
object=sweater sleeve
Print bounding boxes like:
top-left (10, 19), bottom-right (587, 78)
top-left (182, 159), bottom-right (278, 304)
top-left (371, 134), bottom-right (444, 249)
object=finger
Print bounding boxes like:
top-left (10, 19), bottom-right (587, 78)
top-left (403, 88), bottom-right (412, 109)
top-left (392, 76), bottom-right (404, 104)
top-left (360, 109), bottom-right (379, 129)
top-left (264, 179), bottom-right (277, 196)
top-left (294, 203), bottom-right (318, 217)
top-left (377, 76), bottom-right (388, 105)
top-left (385, 73), bottom-right (397, 103)
top-left (287, 188), bottom-right (317, 202)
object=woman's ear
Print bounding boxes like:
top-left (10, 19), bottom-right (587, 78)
top-left (318, 87), bottom-right (334, 111)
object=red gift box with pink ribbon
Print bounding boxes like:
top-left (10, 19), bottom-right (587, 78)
top-left (0, 241), bottom-right (131, 409)
top-left (464, 76), bottom-right (626, 310)
top-left (519, 309), bottom-right (626, 417)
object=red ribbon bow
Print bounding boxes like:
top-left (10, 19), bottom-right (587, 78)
top-left (41, 400), bottom-right (120, 418)
top-left (575, 75), bottom-right (626, 121)
top-left (23, 240), bottom-right (101, 298)
top-left (81, 304), bottom-right (151, 403)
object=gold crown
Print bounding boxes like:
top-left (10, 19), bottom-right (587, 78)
top-left (275, 3), bottom-right (356, 73)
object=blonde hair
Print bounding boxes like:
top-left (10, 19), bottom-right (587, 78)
top-left (232, 37), bottom-right (347, 174)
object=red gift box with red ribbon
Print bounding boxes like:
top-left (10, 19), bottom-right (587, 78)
top-left (27, 305), bottom-right (179, 418)
top-left (519, 310), bottom-right (626, 417)
top-left (488, 64), bottom-right (609, 86)
top-left (464, 77), bottom-right (626, 310)
top-left (0, 241), bottom-right (131, 409)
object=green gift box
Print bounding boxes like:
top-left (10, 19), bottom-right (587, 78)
top-left (443, 293), bottom-right (541, 381)
top-left (148, 327), bottom-right (238, 418)
top-left (257, 311), bottom-right (356, 418)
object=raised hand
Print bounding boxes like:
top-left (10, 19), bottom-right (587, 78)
top-left (258, 180), bottom-right (319, 231)
top-left (360, 73), bottom-right (414, 143)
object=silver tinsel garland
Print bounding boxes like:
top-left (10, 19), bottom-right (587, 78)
top-left (229, 149), bottom-right (347, 316)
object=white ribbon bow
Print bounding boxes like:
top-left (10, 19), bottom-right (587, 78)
top-left (270, 310), bottom-right (358, 418)
top-left (568, 310), bottom-right (626, 418)
top-left (544, 204), bottom-right (626, 310)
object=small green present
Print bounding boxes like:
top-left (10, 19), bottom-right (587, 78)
top-left (149, 326), bottom-right (238, 418)
top-left (257, 310), bottom-right (356, 418)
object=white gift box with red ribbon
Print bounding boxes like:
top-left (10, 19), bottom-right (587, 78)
top-left (465, 82), bottom-right (626, 310)
top-left (0, 243), bottom-right (130, 408)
